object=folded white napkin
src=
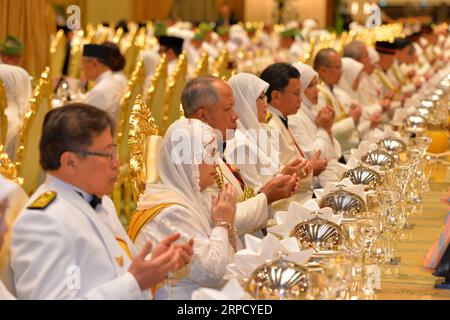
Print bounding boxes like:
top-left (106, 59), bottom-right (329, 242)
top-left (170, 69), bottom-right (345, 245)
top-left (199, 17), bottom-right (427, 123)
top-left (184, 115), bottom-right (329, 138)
top-left (225, 233), bottom-right (314, 280)
top-left (267, 199), bottom-right (343, 238)
top-left (314, 178), bottom-right (366, 203)
top-left (191, 279), bottom-right (252, 300)
top-left (349, 141), bottom-right (378, 161)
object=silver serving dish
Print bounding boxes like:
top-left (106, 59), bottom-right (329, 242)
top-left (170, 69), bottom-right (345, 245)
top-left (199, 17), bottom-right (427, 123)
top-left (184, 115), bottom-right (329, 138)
top-left (343, 165), bottom-right (381, 190)
top-left (362, 149), bottom-right (395, 169)
top-left (377, 137), bottom-right (407, 154)
top-left (319, 188), bottom-right (366, 218)
top-left (405, 114), bottom-right (427, 129)
top-left (245, 256), bottom-right (308, 300)
top-left (419, 99), bottom-right (435, 110)
top-left (290, 217), bottom-right (343, 251)
top-left (417, 107), bottom-right (431, 119)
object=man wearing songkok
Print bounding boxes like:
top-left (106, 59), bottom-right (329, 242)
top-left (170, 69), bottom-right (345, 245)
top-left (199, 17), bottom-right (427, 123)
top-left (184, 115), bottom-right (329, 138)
top-left (11, 104), bottom-right (193, 299)
top-left (181, 76), bottom-right (300, 237)
top-left (275, 27), bottom-right (306, 63)
top-left (388, 38), bottom-right (416, 95)
top-left (0, 174), bottom-right (22, 300)
top-left (158, 35), bottom-right (184, 79)
top-left (260, 63), bottom-right (318, 206)
top-left (0, 35), bottom-right (24, 66)
top-left (129, 118), bottom-right (237, 299)
top-left (313, 49), bottom-right (362, 154)
top-left (0, 63), bottom-right (32, 159)
top-left (82, 44), bottom-right (126, 122)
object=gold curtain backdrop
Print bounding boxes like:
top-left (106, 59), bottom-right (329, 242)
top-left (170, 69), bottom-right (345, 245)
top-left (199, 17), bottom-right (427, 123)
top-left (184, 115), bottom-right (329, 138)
top-left (0, 0), bottom-right (56, 78)
top-left (132, 0), bottom-right (174, 21)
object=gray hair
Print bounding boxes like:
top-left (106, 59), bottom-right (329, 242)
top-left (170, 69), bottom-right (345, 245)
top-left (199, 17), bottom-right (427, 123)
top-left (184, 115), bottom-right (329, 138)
top-left (313, 48), bottom-right (337, 71)
top-left (181, 76), bottom-right (221, 118)
top-left (343, 41), bottom-right (366, 61)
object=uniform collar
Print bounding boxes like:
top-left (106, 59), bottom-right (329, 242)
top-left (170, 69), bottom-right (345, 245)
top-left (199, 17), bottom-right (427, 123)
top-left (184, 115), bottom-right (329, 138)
top-left (95, 70), bottom-right (112, 85)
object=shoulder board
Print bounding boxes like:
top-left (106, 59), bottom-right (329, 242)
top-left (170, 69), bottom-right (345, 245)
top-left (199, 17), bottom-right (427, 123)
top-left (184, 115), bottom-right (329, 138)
top-left (27, 191), bottom-right (57, 210)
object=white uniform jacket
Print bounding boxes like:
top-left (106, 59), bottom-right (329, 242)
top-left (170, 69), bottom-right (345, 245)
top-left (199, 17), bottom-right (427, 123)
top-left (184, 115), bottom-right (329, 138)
top-left (11, 175), bottom-right (149, 300)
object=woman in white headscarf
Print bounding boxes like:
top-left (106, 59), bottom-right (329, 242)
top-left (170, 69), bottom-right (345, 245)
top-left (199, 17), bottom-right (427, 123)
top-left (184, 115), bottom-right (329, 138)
top-left (337, 57), bottom-right (382, 139)
top-left (141, 51), bottom-right (161, 99)
top-left (0, 64), bottom-right (31, 159)
top-left (129, 118), bottom-right (237, 300)
top-left (0, 174), bottom-right (19, 300)
top-left (289, 63), bottom-right (346, 187)
top-left (225, 73), bottom-right (279, 189)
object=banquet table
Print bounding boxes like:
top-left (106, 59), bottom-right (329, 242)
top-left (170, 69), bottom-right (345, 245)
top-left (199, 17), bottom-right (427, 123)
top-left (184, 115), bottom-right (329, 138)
top-left (375, 158), bottom-right (450, 300)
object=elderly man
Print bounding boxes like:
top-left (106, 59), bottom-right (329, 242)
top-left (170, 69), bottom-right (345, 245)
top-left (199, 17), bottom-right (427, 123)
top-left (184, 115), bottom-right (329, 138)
top-left (181, 76), bottom-right (301, 237)
top-left (313, 49), bottom-right (362, 154)
top-left (0, 35), bottom-right (24, 66)
top-left (11, 104), bottom-right (193, 299)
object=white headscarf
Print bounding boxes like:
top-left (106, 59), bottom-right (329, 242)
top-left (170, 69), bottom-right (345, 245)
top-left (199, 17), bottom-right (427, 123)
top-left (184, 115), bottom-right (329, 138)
top-left (137, 118), bottom-right (218, 234)
top-left (368, 47), bottom-right (380, 66)
top-left (228, 73), bottom-right (269, 135)
top-left (292, 62), bottom-right (318, 109)
top-left (0, 174), bottom-right (17, 203)
top-left (227, 73), bottom-right (279, 180)
top-left (338, 57), bottom-right (364, 93)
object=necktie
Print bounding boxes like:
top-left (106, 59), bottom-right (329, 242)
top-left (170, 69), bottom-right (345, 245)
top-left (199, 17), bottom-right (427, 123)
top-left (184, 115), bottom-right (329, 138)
top-left (280, 116), bottom-right (288, 129)
top-left (89, 196), bottom-right (102, 210)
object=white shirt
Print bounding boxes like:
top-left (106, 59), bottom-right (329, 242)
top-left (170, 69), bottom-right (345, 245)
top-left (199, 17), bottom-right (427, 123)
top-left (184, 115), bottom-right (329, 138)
top-left (0, 281), bottom-right (15, 300)
top-left (85, 70), bottom-right (124, 122)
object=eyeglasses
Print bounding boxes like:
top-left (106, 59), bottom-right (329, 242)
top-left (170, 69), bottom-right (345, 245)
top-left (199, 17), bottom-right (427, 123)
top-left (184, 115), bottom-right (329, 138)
top-left (71, 144), bottom-right (118, 161)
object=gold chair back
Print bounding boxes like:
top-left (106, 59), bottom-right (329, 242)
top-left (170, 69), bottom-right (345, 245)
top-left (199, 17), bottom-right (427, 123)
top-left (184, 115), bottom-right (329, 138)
top-left (214, 49), bottom-right (233, 80)
top-left (146, 54), bottom-right (168, 130)
top-left (49, 29), bottom-right (67, 79)
top-left (67, 30), bottom-right (85, 79)
top-left (15, 67), bottom-right (52, 195)
top-left (129, 95), bottom-right (159, 201)
top-left (162, 53), bottom-right (188, 134)
top-left (194, 52), bottom-right (209, 77)
top-left (0, 80), bottom-right (7, 147)
top-left (123, 27), bottom-right (146, 77)
top-left (116, 61), bottom-right (146, 166)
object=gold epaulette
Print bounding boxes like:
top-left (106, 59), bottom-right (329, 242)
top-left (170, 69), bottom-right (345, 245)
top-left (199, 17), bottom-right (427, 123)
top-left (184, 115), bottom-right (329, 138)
top-left (27, 191), bottom-right (57, 210)
top-left (265, 112), bottom-right (273, 124)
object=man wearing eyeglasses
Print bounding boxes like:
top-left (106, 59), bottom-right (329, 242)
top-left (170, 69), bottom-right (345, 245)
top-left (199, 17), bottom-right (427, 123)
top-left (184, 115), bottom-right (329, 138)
top-left (10, 103), bottom-right (194, 299)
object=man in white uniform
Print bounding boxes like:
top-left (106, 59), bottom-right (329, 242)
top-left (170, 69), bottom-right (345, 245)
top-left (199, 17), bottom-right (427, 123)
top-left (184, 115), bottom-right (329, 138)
top-left (313, 49), bottom-right (362, 154)
top-left (158, 35), bottom-right (184, 80)
top-left (82, 44), bottom-right (126, 123)
top-left (11, 104), bottom-right (193, 299)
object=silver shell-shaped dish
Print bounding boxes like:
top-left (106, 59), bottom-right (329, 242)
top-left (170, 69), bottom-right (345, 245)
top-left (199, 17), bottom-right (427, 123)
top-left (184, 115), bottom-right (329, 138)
top-left (343, 165), bottom-right (381, 189)
top-left (362, 149), bottom-right (395, 169)
top-left (319, 189), bottom-right (366, 218)
top-left (245, 258), bottom-right (308, 300)
top-left (377, 137), bottom-right (407, 154)
top-left (416, 107), bottom-right (431, 119)
top-left (420, 100), bottom-right (435, 110)
top-left (290, 217), bottom-right (343, 251)
top-left (405, 114), bottom-right (427, 128)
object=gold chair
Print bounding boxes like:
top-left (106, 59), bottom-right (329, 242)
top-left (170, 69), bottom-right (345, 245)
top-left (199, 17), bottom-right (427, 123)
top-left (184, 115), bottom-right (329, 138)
top-left (161, 53), bottom-right (188, 134)
top-left (112, 61), bottom-right (146, 217)
top-left (0, 145), bottom-right (27, 293)
top-left (123, 27), bottom-right (146, 77)
top-left (128, 95), bottom-right (160, 202)
top-left (0, 80), bottom-right (7, 147)
top-left (146, 54), bottom-right (168, 130)
top-left (214, 49), bottom-right (233, 80)
top-left (49, 29), bottom-right (67, 80)
top-left (15, 67), bottom-right (52, 195)
top-left (67, 30), bottom-right (85, 79)
top-left (194, 51), bottom-right (209, 77)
